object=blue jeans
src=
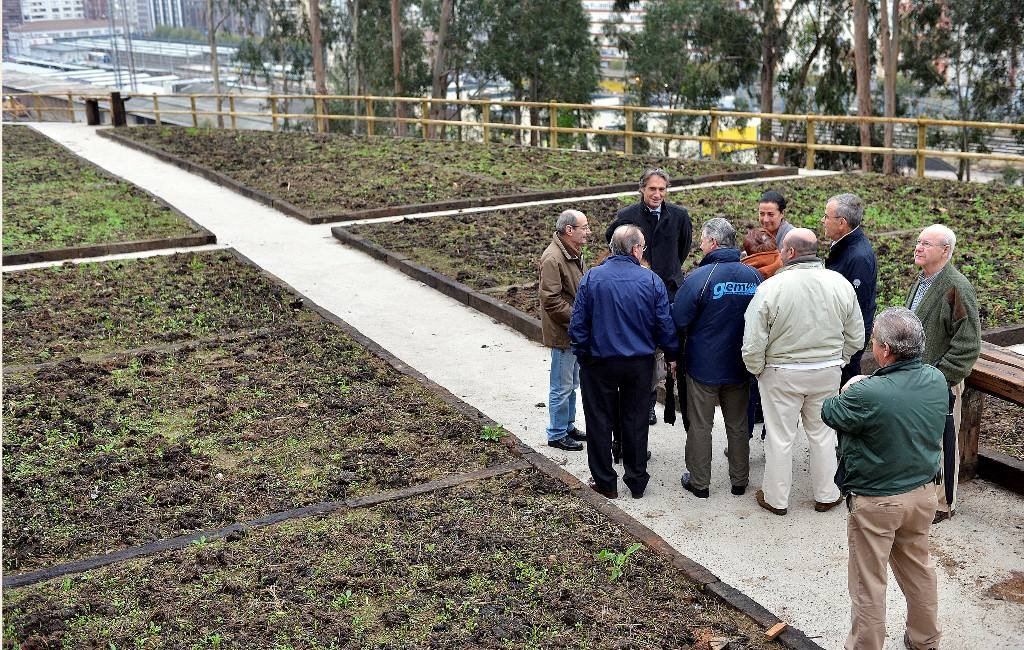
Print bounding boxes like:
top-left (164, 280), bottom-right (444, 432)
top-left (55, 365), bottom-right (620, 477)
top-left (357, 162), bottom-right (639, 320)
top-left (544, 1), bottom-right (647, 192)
top-left (547, 347), bottom-right (580, 441)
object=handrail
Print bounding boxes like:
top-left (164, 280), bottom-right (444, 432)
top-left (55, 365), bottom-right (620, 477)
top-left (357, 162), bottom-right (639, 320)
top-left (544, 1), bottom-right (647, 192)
top-left (5, 90), bottom-right (1023, 174)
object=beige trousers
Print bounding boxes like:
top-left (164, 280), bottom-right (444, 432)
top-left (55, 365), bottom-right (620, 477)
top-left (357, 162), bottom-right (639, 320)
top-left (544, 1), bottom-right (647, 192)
top-left (846, 484), bottom-right (941, 650)
top-left (935, 381), bottom-right (964, 514)
top-left (758, 366), bottom-right (842, 510)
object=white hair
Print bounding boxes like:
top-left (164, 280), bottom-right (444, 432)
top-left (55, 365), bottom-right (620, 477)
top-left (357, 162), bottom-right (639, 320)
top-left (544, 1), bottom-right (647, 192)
top-left (922, 224), bottom-right (956, 259)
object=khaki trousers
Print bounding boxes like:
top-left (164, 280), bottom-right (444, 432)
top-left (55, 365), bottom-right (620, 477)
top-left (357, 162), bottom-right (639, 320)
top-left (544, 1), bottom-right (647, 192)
top-left (936, 381), bottom-right (963, 514)
top-left (846, 484), bottom-right (941, 650)
top-left (684, 376), bottom-right (750, 490)
top-left (758, 366), bottom-right (842, 510)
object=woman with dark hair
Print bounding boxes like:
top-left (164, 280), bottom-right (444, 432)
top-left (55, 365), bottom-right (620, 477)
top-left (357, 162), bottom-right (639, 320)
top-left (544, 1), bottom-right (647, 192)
top-left (757, 190), bottom-right (793, 250)
top-left (742, 227), bottom-right (783, 279)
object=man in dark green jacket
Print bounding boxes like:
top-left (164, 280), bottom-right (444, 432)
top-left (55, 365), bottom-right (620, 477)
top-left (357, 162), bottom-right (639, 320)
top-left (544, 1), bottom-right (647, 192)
top-left (822, 306), bottom-right (947, 650)
top-left (906, 224), bottom-right (981, 523)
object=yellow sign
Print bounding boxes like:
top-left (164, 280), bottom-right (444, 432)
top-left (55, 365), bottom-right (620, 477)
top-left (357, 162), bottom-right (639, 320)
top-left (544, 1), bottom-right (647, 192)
top-left (701, 124), bottom-right (758, 156)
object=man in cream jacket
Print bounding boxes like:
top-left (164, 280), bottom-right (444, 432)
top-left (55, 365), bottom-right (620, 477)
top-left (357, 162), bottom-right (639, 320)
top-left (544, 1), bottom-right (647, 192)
top-left (742, 229), bottom-right (864, 515)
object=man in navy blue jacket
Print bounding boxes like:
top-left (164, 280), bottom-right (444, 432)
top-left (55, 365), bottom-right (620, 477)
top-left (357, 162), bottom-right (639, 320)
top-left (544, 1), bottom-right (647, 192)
top-left (604, 168), bottom-right (692, 424)
top-left (823, 193), bottom-right (878, 386)
top-left (673, 218), bottom-right (762, 498)
top-left (570, 224), bottom-right (679, 500)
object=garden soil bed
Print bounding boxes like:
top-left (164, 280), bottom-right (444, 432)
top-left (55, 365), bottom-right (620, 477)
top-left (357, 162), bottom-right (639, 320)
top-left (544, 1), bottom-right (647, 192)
top-left (2, 470), bottom-right (783, 649)
top-left (2, 251), bottom-right (316, 367)
top-left (99, 125), bottom-right (794, 223)
top-left (2, 321), bottom-right (511, 573)
top-left (2, 125), bottom-right (214, 264)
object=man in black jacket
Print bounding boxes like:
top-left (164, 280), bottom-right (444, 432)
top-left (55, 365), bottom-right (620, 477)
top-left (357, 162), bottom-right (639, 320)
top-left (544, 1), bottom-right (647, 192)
top-left (823, 192), bottom-right (877, 386)
top-left (605, 168), bottom-right (693, 422)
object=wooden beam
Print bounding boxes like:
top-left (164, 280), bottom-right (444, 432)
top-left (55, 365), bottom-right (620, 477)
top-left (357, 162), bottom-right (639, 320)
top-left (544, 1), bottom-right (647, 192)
top-left (966, 357), bottom-right (1024, 407)
top-left (980, 341), bottom-right (1024, 372)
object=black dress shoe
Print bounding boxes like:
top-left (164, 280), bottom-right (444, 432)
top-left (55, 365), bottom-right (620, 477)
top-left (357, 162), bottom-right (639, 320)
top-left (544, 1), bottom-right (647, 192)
top-left (548, 436), bottom-right (583, 451)
top-left (567, 427), bottom-right (587, 442)
top-left (681, 473), bottom-right (709, 498)
top-left (731, 484), bottom-right (747, 496)
top-left (648, 406), bottom-right (657, 425)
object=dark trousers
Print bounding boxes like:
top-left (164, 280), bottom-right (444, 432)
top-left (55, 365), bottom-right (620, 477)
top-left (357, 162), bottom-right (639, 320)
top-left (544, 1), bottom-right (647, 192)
top-left (580, 355), bottom-right (655, 496)
top-left (836, 350), bottom-right (865, 488)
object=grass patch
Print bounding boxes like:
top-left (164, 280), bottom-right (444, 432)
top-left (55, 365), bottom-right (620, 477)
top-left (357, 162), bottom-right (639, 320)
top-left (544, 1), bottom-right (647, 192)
top-left (2, 251), bottom-right (316, 366)
top-left (2, 125), bottom-right (202, 254)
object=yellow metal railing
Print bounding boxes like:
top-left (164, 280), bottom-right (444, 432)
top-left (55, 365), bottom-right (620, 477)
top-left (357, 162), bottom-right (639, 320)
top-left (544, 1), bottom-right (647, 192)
top-left (4, 91), bottom-right (1024, 176)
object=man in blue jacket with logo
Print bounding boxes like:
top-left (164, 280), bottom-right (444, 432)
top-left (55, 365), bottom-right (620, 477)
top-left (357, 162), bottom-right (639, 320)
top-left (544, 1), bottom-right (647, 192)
top-left (570, 224), bottom-right (679, 500)
top-left (672, 218), bottom-right (763, 498)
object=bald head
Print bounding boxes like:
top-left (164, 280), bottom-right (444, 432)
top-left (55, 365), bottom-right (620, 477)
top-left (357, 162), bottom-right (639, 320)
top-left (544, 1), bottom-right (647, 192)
top-left (782, 228), bottom-right (819, 258)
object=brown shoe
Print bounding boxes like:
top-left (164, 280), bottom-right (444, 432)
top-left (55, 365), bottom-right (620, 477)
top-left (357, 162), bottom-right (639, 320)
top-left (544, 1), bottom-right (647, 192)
top-left (815, 495), bottom-right (844, 512)
top-left (588, 480), bottom-right (617, 499)
top-left (755, 489), bottom-right (787, 516)
top-left (932, 509), bottom-right (954, 525)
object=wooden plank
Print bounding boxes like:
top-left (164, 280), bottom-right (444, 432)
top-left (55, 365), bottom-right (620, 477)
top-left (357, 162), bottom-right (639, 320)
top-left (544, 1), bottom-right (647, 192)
top-left (967, 358), bottom-right (1024, 407)
top-left (980, 341), bottom-right (1024, 372)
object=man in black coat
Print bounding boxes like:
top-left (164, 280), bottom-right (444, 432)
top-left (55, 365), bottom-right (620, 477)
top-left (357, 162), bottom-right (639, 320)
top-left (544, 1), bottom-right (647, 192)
top-left (823, 192), bottom-right (878, 386)
top-left (605, 168), bottom-right (693, 423)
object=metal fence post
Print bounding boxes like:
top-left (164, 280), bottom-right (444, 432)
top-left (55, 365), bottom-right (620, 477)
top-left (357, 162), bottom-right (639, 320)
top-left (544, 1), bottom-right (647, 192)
top-left (624, 107), bottom-right (634, 155)
top-left (190, 95), bottom-right (199, 127)
top-left (916, 119), bottom-right (927, 178)
top-left (152, 94), bottom-right (161, 125)
top-left (229, 95), bottom-right (237, 130)
top-left (805, 116), bottom-right (816, 170)
top-left (366, 97), bottom-right (375, 136)
top-left (549, 101), bottom-right (558, 148)
top-left (482, 100), bottom-right (491, 143)
top-left (709, 111), bottom-right (720, 161)
top-left (271, 96), bottom-right (279, 132)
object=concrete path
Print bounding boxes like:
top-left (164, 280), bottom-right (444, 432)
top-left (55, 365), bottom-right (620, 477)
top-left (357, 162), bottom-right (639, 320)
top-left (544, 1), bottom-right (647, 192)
top-left (21, 123), bottom-right (1024, 649)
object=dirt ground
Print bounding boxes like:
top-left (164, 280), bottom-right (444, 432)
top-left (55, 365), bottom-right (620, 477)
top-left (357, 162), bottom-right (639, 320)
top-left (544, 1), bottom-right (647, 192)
top-left (3, 470), bottom-right (781, 649)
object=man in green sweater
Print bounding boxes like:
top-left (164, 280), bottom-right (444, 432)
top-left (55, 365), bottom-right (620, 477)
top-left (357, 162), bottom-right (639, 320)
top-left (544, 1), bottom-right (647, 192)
top-left (906, 224), bottom-right (981, 524)
top-left (822, 306), bottom-right (947, 650)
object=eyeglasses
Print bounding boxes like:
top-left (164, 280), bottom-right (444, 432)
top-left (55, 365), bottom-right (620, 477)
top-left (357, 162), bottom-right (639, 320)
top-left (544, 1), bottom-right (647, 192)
top-left (916, 239), bottom-right (946, 248)
top-left (569, 224), bottom-right (592, 232)
top-left (633, 244), bottom-right (647, 253)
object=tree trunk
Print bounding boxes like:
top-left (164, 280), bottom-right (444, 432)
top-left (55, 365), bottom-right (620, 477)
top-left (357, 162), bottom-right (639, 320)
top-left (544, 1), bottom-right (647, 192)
top-left (528, 75), bottom-right (539, 147)
top-left (853, 0), bottom-right (872, 171)
top-left (391, 0), bottom-right (405, 136)
top-left (349, 0), bottom-right (361, 135)
top-left (880, 0), bottom-right (899, 174)
top-left (207, 0), bottom-right (224, 127)
top-left (758, 0), bottom-right (777, 164)
top-left (428, 0), bottom-right (454, 139)
top-left (307, 0), bottom-right (327, 131)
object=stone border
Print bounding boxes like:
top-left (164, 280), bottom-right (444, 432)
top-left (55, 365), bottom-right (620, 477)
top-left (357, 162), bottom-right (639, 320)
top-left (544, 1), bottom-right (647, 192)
top-left (2, 246), bottom-right (821, 648)
top-left (96, 127), bottom-right (798, 224)
top-left (3, 126), bottom-right (216, 265)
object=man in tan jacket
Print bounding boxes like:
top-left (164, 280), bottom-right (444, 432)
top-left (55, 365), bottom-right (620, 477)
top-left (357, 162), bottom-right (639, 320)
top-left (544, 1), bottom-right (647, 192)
top-left (742, 228), bottom-right (864, 515)
top-left (540, 209), bottom-right (591, 451)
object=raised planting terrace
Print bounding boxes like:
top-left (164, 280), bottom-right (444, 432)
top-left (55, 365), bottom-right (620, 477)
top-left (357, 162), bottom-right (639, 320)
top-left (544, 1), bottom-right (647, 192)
top-left (3, 471), bottom-right (781, 648)
top-left (344, 173), bottom-right (1024, 330)
top-left (98, 125), bottom-right (788, 222)
top-left (339, 173), bottom-right (1024, 460)
top-left (1, 125), bottom-right (213, 263)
